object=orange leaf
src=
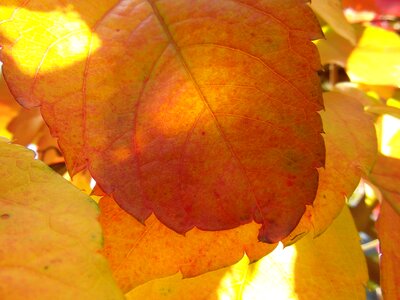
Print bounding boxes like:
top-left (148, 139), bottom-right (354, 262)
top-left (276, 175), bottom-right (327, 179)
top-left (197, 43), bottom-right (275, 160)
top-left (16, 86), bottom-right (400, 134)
top-left (369, 155), bottom-right (400, 299)
top-left (376, 200), bottom-right (400, 300)
top-left (99, 196), bottom-right (278, 292)
top-left (36, 125), bottom-right (65, 166)
top-left (0, 1), bottom-right (325, 242)
top-left (0, 70), bottom-right (18, 138)
top-left (7, 108), bottom-right (44, 146)
top-left (0, 138), bottom-right (123, 300)
top-left (99, 91), bottom-right (376, 291)
top-left (100, 89), bottom-right (377, 291)
top-left (125, 206), bottom-right (367, 299)
top-left (313, 91), bottom-right (377, 235)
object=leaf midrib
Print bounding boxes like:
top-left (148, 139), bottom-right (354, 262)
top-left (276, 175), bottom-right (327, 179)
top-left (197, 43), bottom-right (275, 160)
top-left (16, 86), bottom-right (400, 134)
top-left (147, 0), bottom-right (263, 221)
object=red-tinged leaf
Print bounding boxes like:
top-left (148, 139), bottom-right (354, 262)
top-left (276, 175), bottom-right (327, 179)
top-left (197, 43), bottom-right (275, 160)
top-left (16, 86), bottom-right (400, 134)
top-left (99, 195), bottom-right (314, 292)
top-left (99, 91), bottom-right (376, 291)
top-left (0, 138), bottom-right (123, 300)
top-left (369, 155), bottom-right (400, 216)
top-left (369, 155), bottom-right (400, 299)
top-left (313, 91), bottom-right (377, 235)
top-left (0, 1), bottom-right (325, 242)
top-left (376, 200), bottom-right (400, 299)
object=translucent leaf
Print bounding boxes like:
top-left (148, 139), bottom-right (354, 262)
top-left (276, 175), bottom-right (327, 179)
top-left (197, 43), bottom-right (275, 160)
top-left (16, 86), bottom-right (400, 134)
top-left (0, 139), bottom-right (123, 300)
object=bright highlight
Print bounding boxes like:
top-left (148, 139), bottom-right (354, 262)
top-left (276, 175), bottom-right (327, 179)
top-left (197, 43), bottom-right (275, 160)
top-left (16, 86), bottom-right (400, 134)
top-left (0, 6), bottom-right (101, 75)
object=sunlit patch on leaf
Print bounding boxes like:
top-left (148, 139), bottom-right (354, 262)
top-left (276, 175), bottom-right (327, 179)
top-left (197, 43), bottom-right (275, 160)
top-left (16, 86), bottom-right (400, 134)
top-left (347, 26), bottom-right (400, 87)
top-left (0, 5), bottom-right (101, 75)
top-left (124, 207), bottom-right (367, 300)
top-left (0, 0), bottom-right (325, 243)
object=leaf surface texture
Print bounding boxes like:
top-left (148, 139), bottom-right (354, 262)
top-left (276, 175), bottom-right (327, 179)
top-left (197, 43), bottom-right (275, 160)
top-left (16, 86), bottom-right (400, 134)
top-left (125, 207), bottom-right (368, 300)
top-left (0, 139), bottom-right (123, 300)
top-left (0, 0), bottom-right (325, 242)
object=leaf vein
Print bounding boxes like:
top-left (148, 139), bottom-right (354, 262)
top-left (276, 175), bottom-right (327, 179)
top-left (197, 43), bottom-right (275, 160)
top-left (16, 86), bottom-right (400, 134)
top-left (147, 0), bottom-right (265, 223)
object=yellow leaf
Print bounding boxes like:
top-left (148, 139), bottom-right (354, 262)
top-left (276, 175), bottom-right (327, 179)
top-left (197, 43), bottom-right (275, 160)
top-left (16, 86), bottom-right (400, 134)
top-left (310, 0), bottom-right (357, 45)
top-left (315, 26), bottom-right (354, 67)
top-left (125, 206), bottom-right (368, 300)
top-left (388, 131), bottom-right (400, 158)
top-left (0, 139), bottom-right (123, 300)
top-left (379, 99), bottom-right (400, 159)
top-left (347, 26), bottom-right (400, 87)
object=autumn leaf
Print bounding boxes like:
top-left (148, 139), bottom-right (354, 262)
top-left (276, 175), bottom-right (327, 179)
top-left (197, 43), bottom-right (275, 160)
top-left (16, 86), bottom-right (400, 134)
top-left (369, 155), bottom-right (400, 216)
top-left (315, 26), bottom-right (355, 67)
top-left (388, 131), bottom-right (400, 159)
top-left (124, 206), bottom-right (367, 300)
top-left (369, 155), bottom-right (400, 299)
top-left (1, 68), bottom-right (60, 158)
top-left (333, 83), bottom-right (387, 107)
top-left (65, 170), bottom-right (94, 195)
top-left (366, 105), bottom-right (400, 120)
top-left (312, 91), bottom-right (377, 235)
top-left (347, 26), bottom-right (400, 87)
top-left (310, 0), bottom-right (357, 44)
top-left (98, 90), bottom-right (375, 291)
top-left (0, 138), bottom-right (123, 299)
top-left (0, 70), bottom-right (18, 138)
top-left (0, 0), bottom-right (325, 242)
top-left (100, 195), bottom-right (290, 292)
top-left (376, 200), bottom-right (400, 300)
top-left (35, 124), bottom-right (65, 166)
top-left (376, 98), bottom-right (400, 159)
top-left (7, 108), bottom-right (44, 146)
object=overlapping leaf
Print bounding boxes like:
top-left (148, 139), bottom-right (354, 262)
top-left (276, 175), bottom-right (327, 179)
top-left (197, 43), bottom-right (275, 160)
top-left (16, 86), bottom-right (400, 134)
top-left (0, 71), bottom-right (18, 138)
top-left (0, 139), bottom-right (123, 300)
top-left (347, 26), bottom-right (400, 87)
top-left (310, 0), bottom-right (356, 44)
top-left (315, 26), bottom-right (355, 67)
top-left (369, 155), bottom-right (400, 299)
top-left (124, 207), bottom-right (367, 300)
top-left (99, 91), bottom-right (376, 291)
top-left (0, 0), bottom-right (325, 242)
top-left (99, 196), bottom-right (308, 292)
top-left (313, 91), bottom-right (377, 235)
